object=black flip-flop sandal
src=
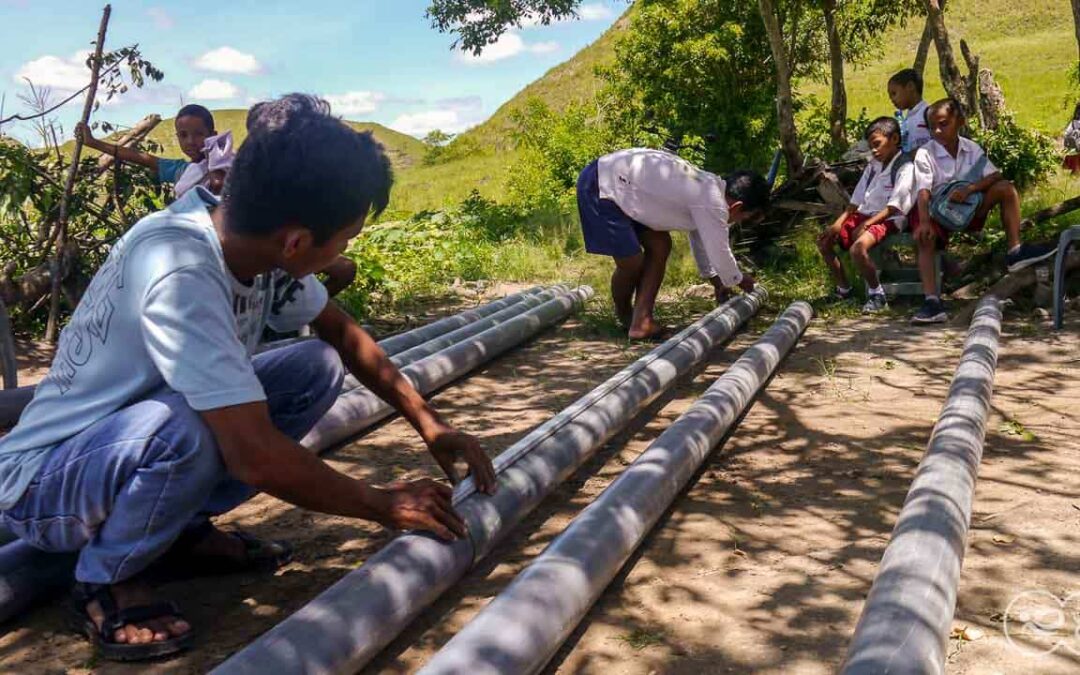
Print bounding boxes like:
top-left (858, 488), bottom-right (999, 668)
top-left (71, 582), bottom-right (194, 662)
top-left (151, 522), bottom-right (293, 580)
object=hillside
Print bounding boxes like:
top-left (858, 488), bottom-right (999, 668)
top-left (142, 109), bottom-right (427, 170)
top-left (55, 0), bottom-right (1077, 216)
top-left (807, 0), bottom-right (1074, 131)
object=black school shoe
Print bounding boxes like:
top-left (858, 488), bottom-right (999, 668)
top-left (1006, 243), bottom-right (1058, 273)
top-left (911, 298), bottom-right (948, 324)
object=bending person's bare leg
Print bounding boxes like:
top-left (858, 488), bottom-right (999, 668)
top-left (611, 253), bottom-right (644, 329)
top-left (628, 229), bottom-right (672, 339)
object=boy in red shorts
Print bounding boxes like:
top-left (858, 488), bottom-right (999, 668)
top-left (818, 117), bottom-right (915, 313)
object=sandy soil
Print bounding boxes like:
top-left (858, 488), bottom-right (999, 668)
top-left (0, 296), bottom-right (1077, 675)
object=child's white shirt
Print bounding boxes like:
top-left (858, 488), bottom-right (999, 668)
top-left (597, 148), bottom-right (742, 286)
top-left (901, 100), bottom-right (932, 153)
top-left (850, 153), bottom-right (916, 229)
top-left (913, 137), bottom-right (999, 194)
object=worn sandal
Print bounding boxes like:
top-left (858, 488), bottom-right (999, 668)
top-left (71, 582), bottom-right (193, 662)
top-left (151, 522), bottom-right (292, 580)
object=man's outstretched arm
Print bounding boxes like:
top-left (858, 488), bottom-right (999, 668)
top-left (311, 302), bottom-right (497, 494)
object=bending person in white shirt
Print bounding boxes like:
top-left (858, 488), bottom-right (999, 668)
top-left (576, 148), bottom-right (769, 340)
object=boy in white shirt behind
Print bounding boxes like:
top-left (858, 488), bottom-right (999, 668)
top-left (576, 148), bottom-right (769, 340)
top-left (888, 69), bottom-right (932, 155)
top-left (818, 117), bottom-right (915, 314)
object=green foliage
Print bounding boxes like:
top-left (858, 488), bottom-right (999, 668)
top-left (600, 0), bottom-right (780, 171)
top-left (799, 96), bottom-right (874, 161)
top-left (505, 98), bottom-right (620, 212)
top-left (426, 0), bottom-right (582, 54)
top-left (972, 114), bottom-right (1058, 191)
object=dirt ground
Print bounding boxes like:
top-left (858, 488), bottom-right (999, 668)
top-left (0, 294), bottom-right (1078, 675)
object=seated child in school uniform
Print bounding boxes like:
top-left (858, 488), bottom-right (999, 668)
top-left (576, 148), bottom-right (769, 340)
top-left (909, 98), bottom-right (1057, 324)
top-left (76, 104), bottom-right (217, 190)
top-left (888, 69), bottom-right (933, 155)
top-left (818, 117), bottom-right (916, 314)
top-left (1062, 102), bottom-right (1080, 174)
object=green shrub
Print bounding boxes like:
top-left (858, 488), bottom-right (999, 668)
top-left (972, 114), bottom-right (1058, 191)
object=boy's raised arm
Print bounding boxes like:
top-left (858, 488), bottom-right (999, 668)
top-left (76, 122), bottom-right (160, 172)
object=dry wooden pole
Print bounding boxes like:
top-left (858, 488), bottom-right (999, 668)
top-left (44, 4), bottom-right (111, 343)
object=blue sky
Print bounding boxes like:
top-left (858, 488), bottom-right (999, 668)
top-left (0, 0), bottom-right (624, 143)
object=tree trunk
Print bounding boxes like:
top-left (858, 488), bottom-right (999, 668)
top-left (922, 0), bottom-right (967, 106)
top-left (959, 40), bottom-right (983, 129)
top-left (44, 4), bottom-right (110, 343)
top-left (1071, 0), bottom-right (1080, 65)
top-left (913, 0), bottom-right (946, 76)
top-left (758, 0), bottom-right (805, 175)
top-left (822, 0), bottom-right (847, 149)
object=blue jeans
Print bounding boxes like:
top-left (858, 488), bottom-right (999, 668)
top-left (1, 340), bottom-right (344, 584)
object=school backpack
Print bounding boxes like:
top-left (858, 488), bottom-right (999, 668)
top-left (929, 154), bottom-right (989, 233)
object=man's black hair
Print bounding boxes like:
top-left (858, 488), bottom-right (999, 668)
top-left (925, 97), bottom-right (966, 125)
top-left (225, 94), bottom-right (393, 245)
top-left (1072, 101), bottom-right (1080, 121)
top-left (889, 68), bottom-right (924, 97)
top-left (724, 170), bottom-right (770, 212)
top-left (864, 116), bottom-right (901, 142)
top-left (176, 104), bottom-right (215, 132)
top-left (246, 94), bottom-right (332, 133)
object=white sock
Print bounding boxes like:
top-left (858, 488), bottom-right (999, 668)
top-left (926, 294), bottom-right (940, 303)
top-left (837, 285), bottom-right (851, 293)
top-left (868, 284), bottom-right (885, 296)
top-left (1008, 245), bottom-right (1021, 255)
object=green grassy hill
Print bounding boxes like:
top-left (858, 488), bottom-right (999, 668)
top-left (69, 0), bottom-right (1077, 215)
top-left (809, 0), bottom-right (1074, 131)
top-left (143, 109), bottom-right (427, 170)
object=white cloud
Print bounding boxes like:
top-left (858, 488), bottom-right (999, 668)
top-left (146, 7), bottom-right (174, 30)
top-left (324, 91), bottom-right (386, 116)
top-left (518, 3), bottom-right (614, 27)
top-left (188, 78), bottom-right (240, 100)
top-left (193, 46), bottom-right (262, 75)
top-left (529, 41), bottom-right (560, 54)
top-left (13, 50), bottom-right (91, 92)
top-left (455, 32), bottom-right (560, 65)
top-left (578, 3), bottom-right (615, 21)
top-left (391, 96), bottom-right (485, 136)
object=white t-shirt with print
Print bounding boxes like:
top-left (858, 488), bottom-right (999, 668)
top-left (0, 187), bottom-right (328, 509)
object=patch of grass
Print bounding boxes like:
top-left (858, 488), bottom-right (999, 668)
top-left (615, 628), bottom-right (666, 651)
top-left (1000, 419), bottom-right (1038, 441)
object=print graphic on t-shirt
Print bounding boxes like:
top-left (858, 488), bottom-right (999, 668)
top-left (45, 239), bottom-right (127, 395)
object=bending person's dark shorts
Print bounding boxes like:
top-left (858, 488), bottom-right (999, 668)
top-left (576, 159), bottom-right (647, 259)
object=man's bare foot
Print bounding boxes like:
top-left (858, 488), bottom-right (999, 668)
top-left (83, 579), bottom-right (190, 646)
top-left (185, 524), bottom-right (249, 562)
top-left (627, 316), bottom-right (665, 340)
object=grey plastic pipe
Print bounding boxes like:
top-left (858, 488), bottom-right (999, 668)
top-left (302, 286), bottom-right (593, 450)
top-left (841, 295), bottom-right (1003, 675)
top-left (213, 289), bottom-right (764, 675)
top-left (419, 302), bottom-right (813, 675)
top-left (0, 286), bottom-right (551, 429)
top-left (0, 286), bottom-right (573, 624)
